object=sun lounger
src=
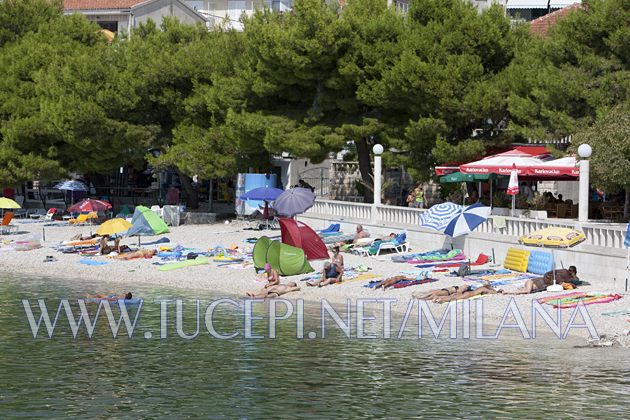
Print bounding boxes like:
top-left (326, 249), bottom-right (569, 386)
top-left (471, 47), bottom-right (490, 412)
top-left (0, 212), bottom-right (17, 234)
top-left (356, 232), bottom-right (408, 256)
top-left (69, 212), bottom-right (98, 225)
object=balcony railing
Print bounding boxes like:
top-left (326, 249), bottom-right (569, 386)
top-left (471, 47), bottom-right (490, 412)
top-left (304, 199), bottom-right (628, 250)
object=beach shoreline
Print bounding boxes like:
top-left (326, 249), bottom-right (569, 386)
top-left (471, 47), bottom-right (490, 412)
top-left (2, 221), bottom-right (628, 344)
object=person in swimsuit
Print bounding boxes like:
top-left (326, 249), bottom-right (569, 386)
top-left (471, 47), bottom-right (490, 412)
top-left (246, 282), bottom-right (300, 299)
top-left (432, 284), bottom-right (501, 303)
top-left (374, 275), bottom-right (416, 289)
top-left (307, 262), bottom-right (344, 287)
top-left (507, 266), bottom-right (578, 294)
top-left (413, 283), bottom-right (501, 302)
top-left (114, 249), bottom-right (157, 260)
top-left (261, 263), bottom-right (280, 288)
top-left (86, 292), bottom-right (133, 301)
top-left (331, 246), bottom-right (344, 269)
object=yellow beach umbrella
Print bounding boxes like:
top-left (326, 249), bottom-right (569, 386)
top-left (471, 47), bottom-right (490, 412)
top-left (519, 226), bottom-right (586, 292)
top-left (519, 227), bottom-right (586, 248)
top-left (0, 197), bottom-right (21, 209)
top-left (96, 218), bottom-right (132, 236)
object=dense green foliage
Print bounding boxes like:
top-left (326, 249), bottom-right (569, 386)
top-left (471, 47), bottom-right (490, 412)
top-left (0, 0), bottom-right (627, 206)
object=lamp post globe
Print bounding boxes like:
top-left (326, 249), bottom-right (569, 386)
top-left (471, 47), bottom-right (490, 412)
top-left (577, 144), bottom-right (592, 158)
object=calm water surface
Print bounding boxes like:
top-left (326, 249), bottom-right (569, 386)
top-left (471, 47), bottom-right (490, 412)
top-left (0, 273), bottom-right (628, 418)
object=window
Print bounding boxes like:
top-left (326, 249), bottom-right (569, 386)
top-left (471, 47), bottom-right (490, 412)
top-left (396, 0), bottom-right (409, 16)
top-left (97, 21), bottom-right (118, 32)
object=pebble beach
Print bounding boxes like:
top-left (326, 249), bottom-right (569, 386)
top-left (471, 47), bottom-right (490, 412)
top-left (2, 220), bottom-right (629, 343)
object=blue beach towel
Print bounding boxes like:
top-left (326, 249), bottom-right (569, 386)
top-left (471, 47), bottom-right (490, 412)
top-left (79, 258), bottom-right (108, 266)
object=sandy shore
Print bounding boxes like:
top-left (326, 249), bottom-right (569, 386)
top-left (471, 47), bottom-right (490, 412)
top-left (1, 220), bottom-right (629, 343)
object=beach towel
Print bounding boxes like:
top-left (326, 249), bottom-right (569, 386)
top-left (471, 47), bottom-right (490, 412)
top-left (492, 216), bottom-right (507, 229)
top-left (79, 258), bottom-right (108, 266)
top-left (414, 253), bottom-right (489, 269)
top-left (337, 273), bottom-right (381, 284)
top-left (157, 257), bottom-right (210, 271)
top-left (404, 249), bottom-right (466, 264)
top-left (391, 278), bottom-right (438, 289)
top-left (602, 309), bottom-right (630, 317)
top-left (538, 292), bottom-right (622, 309)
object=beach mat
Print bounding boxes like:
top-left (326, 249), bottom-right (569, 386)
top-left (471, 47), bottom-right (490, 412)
top-left (538, 292), bottom-right (622, 309)
top-left (158, 257), bottom-right (210, 271)
top-left (79, 258), bottom-right (108, 266)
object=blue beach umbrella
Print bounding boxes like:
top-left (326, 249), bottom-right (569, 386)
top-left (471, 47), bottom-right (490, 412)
top-left (54, 180), bottom-right (88, 192)
top-left (239, 187), bottom-right (284, 201)
top-left (274, 187), bottom-right (316, 217)
top-left (54, 180), bottom-right (88, 205)
top-left (443, 203), bottom-right (491, 238)
top-left (419, 202), bottom-right (462, 232)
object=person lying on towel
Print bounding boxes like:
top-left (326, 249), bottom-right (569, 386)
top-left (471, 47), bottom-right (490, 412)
top-left (413, 283), bottom-right (501, 303)
top-left (85, 292), bottom-right (133, 301)
top-left (374, 275), bottom-right (417, 289)
top-left (507, 266), bottom-right (578, 295)
top-left (114, 249), bottom-right (157, 260)
top-left (246, 282), bottom-right (300, 299)
top-left (307, 262), bottom-right (344, 287)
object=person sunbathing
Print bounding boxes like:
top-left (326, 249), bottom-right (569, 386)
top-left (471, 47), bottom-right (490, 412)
top-left (114, 249), bottom-right (157, 260)
top-left (259, 263), bottom-right (280, 288)
top-left (86, 292), bottom-right (133, 301)
top-left (334, 225), bottom-right (370, 249)
top-left (432, 284), bottom-right (501, 303)
top-left (307, 262), bottom-right (344, 287)
top-left (246, 282), bottom-right (300, 299)
top-left (331, 246), bottom-right (344, 268)
top-left (413, 283), bottom-right (501, 302)
top-left (507, 266), bottom-right (578, 295)
top-left (374, 275), bottom-right (415, 289)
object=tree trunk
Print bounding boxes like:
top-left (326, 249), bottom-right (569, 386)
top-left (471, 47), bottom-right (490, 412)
top-left (177, 169), bottom-right (199, 209)
top-left (624, 188), bottom-right (629, 219)
top-left (355, 137), bottom-right (374, 203)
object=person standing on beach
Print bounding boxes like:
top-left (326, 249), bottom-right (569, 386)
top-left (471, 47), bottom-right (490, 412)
top-left (406, 189), bottom-right (416, 207)
top-left (414, 187), bottom-right (425, 208)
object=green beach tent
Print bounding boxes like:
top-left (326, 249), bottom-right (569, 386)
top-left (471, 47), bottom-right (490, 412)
top-left (253, 236), bottom-right (272, 269)
top-left (127, 205), bottom-right (169, 236)
top-left (253, 236), bottom-right (313, 276)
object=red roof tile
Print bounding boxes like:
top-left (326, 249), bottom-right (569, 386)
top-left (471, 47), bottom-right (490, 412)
top-left (530, 3), bottom-right (583, 36)
top-left (64, 0), bottom-right (146, 10)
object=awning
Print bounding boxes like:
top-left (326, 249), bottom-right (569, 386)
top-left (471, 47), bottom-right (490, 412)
top-left (435, 166), bottom-right (459, 176)
top-left (528, 157), bottom-right (579, 177)
top-left (439, 172), bottom-right (501, 183)
top-left (459, 154), bottom-right (579, 178)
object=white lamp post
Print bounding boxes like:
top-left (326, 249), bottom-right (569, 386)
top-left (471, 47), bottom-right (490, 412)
top-left (578, 144), bottom-right (592, 223)
top-left (373, 144), bottom-right (384, 205)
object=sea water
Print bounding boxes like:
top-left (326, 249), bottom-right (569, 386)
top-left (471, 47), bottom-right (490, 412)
top-left (0, 273), bottom-right (628, 418)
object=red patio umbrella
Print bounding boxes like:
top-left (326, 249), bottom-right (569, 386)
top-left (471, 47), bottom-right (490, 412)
top-left (68, 198), bottom-right (112, 213)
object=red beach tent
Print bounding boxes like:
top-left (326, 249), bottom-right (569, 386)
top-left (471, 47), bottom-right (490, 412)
top-left (279, 218), bottom-right (330, 261)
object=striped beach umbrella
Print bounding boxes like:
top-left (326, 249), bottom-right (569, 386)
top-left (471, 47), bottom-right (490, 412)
top-left (419, 202), bottom-right (462, 232)
top-left (443, 203), bottom-right (491, 238)
top-left (54, 180), bottom-right (88, 191)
